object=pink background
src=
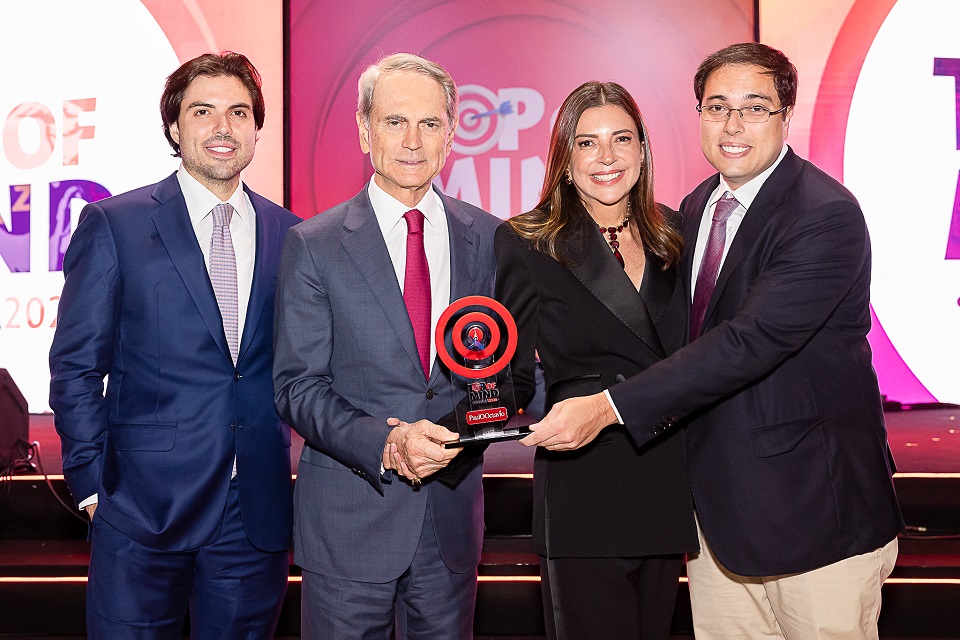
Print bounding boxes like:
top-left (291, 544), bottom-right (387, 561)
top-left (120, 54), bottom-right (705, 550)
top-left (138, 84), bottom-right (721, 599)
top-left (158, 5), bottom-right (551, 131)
top-left (289, 0), bottom-right (754, 217)
top-left (143, 0), bottom-right (284, 203)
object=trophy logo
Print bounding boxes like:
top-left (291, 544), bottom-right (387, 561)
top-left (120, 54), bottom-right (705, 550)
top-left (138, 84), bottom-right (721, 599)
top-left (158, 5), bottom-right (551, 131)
top-left (435, 295), bottom-right (527, 447)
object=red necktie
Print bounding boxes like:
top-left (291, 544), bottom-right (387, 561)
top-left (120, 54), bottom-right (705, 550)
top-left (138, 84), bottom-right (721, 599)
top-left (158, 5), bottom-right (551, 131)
top-left (403, 209), bottom-right (431, 377)
top-left (690, 192), bottom-right (739, 341)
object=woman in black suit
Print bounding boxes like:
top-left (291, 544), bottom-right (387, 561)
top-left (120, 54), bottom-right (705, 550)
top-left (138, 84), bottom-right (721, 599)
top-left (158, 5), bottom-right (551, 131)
top-left (494, 82), bottom-right (697, 639)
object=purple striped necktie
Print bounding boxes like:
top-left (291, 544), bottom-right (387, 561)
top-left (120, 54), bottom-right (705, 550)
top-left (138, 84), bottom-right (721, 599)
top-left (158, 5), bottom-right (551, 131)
top-left (690, 191), bottom-right (740, 341)
top-left (403, 208), bottom-right (432, 377)
top-left (210, 203), bottom-right (239, 364)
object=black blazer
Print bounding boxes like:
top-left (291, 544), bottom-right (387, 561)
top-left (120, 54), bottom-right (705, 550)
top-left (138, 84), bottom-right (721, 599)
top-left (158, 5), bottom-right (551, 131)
top-left (608, 149), bottom-right (904, 576)
top-left (494, 207), bottom-right (697, 558)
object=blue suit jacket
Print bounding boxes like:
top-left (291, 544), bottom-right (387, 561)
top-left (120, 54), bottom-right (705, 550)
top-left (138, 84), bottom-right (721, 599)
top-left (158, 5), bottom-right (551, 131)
top-left (608, 149), bottom-right (904, 576)
top-left (50, 172), bottom-right (299, 553)
top-left (273, 186), bottom-right (499, 582)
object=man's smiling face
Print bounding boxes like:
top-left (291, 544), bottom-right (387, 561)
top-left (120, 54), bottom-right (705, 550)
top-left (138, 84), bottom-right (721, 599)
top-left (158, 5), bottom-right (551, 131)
top-left (699, 64), bottom-right (792, 190)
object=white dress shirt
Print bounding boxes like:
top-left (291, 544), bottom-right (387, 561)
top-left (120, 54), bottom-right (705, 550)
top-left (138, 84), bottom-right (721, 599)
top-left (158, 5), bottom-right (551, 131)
top-left (367, 178), bottom-right (451, 374)
top-left (689, 144), bottom-right (789, 297)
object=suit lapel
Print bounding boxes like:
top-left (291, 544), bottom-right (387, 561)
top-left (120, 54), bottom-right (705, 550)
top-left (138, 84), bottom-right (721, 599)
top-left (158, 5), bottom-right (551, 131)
top-left (681, 177), bottom-right (718, 339)
top-left (237, 188), bottom-right (281, 362)
top-left (707, 149), bottom-right (803, 326)
top-left (443, 192), bottom-right (480, 304)
top-left (567, 208), bottom-right (666, 358)
top-left (340, 189), bottom-right (426, 380)
top-left (436, 191), bottom-right (481, 383)
top-left (150, 174), bottom-right (232, 362)
top-left (680, 179), bottom-right (716, 295)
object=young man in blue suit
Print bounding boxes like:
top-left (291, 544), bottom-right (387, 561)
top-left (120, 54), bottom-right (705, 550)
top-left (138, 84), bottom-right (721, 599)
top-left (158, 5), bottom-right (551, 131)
top-left (49, 52), bottom-right (299, 639)
top-left (522, 43), bottom-right (904, 638)
top-left (273, 53), bottom-right (500, 639)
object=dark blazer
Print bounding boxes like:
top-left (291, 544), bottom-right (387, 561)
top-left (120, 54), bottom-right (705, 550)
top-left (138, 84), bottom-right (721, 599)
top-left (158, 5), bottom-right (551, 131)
top-left (608, 148), bottom-right (904, 576)
top-left (49, 172), bottom-right (299, 553)
top-left (494, 207), bottom-right (697, 558)
top-left (273, 186), bottom-right (500, 582)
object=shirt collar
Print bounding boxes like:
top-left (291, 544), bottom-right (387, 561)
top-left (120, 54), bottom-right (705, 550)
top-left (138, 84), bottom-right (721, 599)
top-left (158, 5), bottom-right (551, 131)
top-left (367, 177), bottom-right (444, 236)
top-left (177, 165), bottom-right (252, 228)
top-left (713, 144), bottom-right (790, 211)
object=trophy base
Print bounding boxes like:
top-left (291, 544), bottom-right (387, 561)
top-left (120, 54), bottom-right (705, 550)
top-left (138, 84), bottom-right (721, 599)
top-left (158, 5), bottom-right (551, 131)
top-left (444, 425), bottom-right (531, 448)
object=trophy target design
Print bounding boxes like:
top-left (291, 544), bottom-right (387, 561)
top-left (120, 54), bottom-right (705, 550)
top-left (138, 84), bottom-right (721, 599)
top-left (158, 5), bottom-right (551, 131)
top-left (435, 295), bottom-right (517, 379)
top-left (453, 85), bottom-right (510, 156)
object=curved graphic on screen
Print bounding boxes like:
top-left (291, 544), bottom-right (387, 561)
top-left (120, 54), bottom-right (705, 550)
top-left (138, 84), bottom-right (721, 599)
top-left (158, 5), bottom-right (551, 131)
top-left (811, 0), bottom-right (956, 403)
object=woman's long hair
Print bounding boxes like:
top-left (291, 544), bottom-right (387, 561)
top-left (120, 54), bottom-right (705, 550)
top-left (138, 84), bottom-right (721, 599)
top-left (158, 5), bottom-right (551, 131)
top-left (509, 81), bottom-right (682, 268)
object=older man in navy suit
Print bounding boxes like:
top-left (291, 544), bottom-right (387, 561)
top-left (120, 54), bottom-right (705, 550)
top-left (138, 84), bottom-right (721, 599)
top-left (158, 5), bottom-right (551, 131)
top-left (49, 52), bottom-right (298, 639)
top-left (274, 53), bottom-right (499, 639)
top-left (523, 43), bottom-right (904, 639)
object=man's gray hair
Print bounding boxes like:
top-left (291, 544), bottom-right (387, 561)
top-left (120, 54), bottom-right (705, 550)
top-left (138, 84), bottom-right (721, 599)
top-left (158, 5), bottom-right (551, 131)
top-left (357, 53), bottom-right (458, 129)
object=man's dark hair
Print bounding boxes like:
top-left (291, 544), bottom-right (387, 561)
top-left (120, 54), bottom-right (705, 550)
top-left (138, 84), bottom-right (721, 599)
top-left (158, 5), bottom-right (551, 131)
top-left (160, 51), bottom-right (265, 157)
top-left (694, 43), bottom-right (798, 113)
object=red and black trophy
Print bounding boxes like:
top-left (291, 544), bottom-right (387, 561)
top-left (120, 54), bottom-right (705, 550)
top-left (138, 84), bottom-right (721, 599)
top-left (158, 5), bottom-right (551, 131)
top-left (435, 295), bottom-right (527, 447)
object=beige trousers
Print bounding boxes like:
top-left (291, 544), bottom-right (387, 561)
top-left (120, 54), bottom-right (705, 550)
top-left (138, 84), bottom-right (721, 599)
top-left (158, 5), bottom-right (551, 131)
top-left (687, 518), bottom-right (898, 639)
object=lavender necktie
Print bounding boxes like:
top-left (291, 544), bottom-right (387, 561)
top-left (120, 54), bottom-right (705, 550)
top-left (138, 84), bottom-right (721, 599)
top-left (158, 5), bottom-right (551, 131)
top-left (210, 203), bottom-right (239, 364)
top-left (690, 192), bottom-right (739, 341)
top-left (403, 209), bottom-right (431, 377)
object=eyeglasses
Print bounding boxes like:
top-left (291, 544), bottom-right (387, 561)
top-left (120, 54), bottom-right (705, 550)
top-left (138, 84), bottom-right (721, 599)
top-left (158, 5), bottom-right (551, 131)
top-left (697, 104), bottom-right (789, 123)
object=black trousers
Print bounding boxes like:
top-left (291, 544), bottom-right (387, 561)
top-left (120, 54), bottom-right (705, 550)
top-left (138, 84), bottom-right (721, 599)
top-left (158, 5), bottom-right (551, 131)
top-left (540, 554), bottom-right (683, 640)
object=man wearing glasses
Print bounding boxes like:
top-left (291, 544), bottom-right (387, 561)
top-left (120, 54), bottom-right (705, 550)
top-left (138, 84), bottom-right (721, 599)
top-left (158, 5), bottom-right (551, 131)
top-left (521, 43), bottom-right (904, 638)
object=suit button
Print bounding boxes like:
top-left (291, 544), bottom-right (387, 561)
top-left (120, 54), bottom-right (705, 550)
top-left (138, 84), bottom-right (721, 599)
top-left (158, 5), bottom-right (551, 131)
top-left (230, 421), bottom-right (237, 431)
top-left (234, 371), bottom-right (242, 381)
top-left (425, 388), bottom-right (435, 400)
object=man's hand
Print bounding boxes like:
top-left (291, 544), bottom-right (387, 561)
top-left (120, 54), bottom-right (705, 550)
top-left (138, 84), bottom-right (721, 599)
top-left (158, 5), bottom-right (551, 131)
top-left (519, 392), bottom-right (616, 450)
top-left (381, 441), bottom-right (399, 473)
top-left (385, 417), bottom-right (460, 482)
top-left (84, 503), bottom-right (97, 519)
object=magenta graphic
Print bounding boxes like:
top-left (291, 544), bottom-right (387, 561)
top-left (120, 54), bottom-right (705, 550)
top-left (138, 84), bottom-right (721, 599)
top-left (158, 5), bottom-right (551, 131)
top-left (1, 185), bottom-right (30, 272)
top-left (0, 180), bottom-right (110, 273)
top-left (809, 0), bottom-right (956, 402)
top-left (933, 58), bottom-right (960, 259)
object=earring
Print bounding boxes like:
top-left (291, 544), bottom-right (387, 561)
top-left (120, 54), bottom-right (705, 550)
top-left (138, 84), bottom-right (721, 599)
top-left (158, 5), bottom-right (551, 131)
top-left (565, 171), bottom-right (573, 184)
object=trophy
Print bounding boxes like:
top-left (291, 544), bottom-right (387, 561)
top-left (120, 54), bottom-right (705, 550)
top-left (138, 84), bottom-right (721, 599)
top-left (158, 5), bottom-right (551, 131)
top-left (434, 295), bottom-right (528, 447)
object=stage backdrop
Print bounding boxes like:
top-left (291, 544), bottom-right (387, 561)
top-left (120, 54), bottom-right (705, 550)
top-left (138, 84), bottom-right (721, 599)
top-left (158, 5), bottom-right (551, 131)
top-left (288, 0), bottom-right (753, 218)
top-left (0, 0), bottom-right (283, 412)
top-left (292, 0), bottom-right (960, 406)
top-left (4, 1), bottom-right (956, 412)
top-left (761, 0), bottom-right (960, 405)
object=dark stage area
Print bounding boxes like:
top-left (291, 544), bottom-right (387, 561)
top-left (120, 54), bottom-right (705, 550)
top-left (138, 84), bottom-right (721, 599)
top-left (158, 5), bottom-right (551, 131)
top-left (1, 408), bottom-right (959, 638)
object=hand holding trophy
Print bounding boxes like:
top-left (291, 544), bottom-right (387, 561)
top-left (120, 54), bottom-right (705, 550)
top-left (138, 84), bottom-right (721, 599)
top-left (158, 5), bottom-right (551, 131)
top-left (434, 295), bottom-right (528, 448)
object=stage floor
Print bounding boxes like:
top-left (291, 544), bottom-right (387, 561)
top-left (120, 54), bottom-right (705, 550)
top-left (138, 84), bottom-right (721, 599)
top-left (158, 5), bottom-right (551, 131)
top-left (23, 405), bottom-right (960, 475)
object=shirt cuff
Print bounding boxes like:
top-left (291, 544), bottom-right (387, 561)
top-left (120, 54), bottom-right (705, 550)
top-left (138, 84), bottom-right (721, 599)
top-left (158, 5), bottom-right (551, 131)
top-left (603, 389), bottom-right (624, 425)
top-left (78, 493), bottom-right (98, 510)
